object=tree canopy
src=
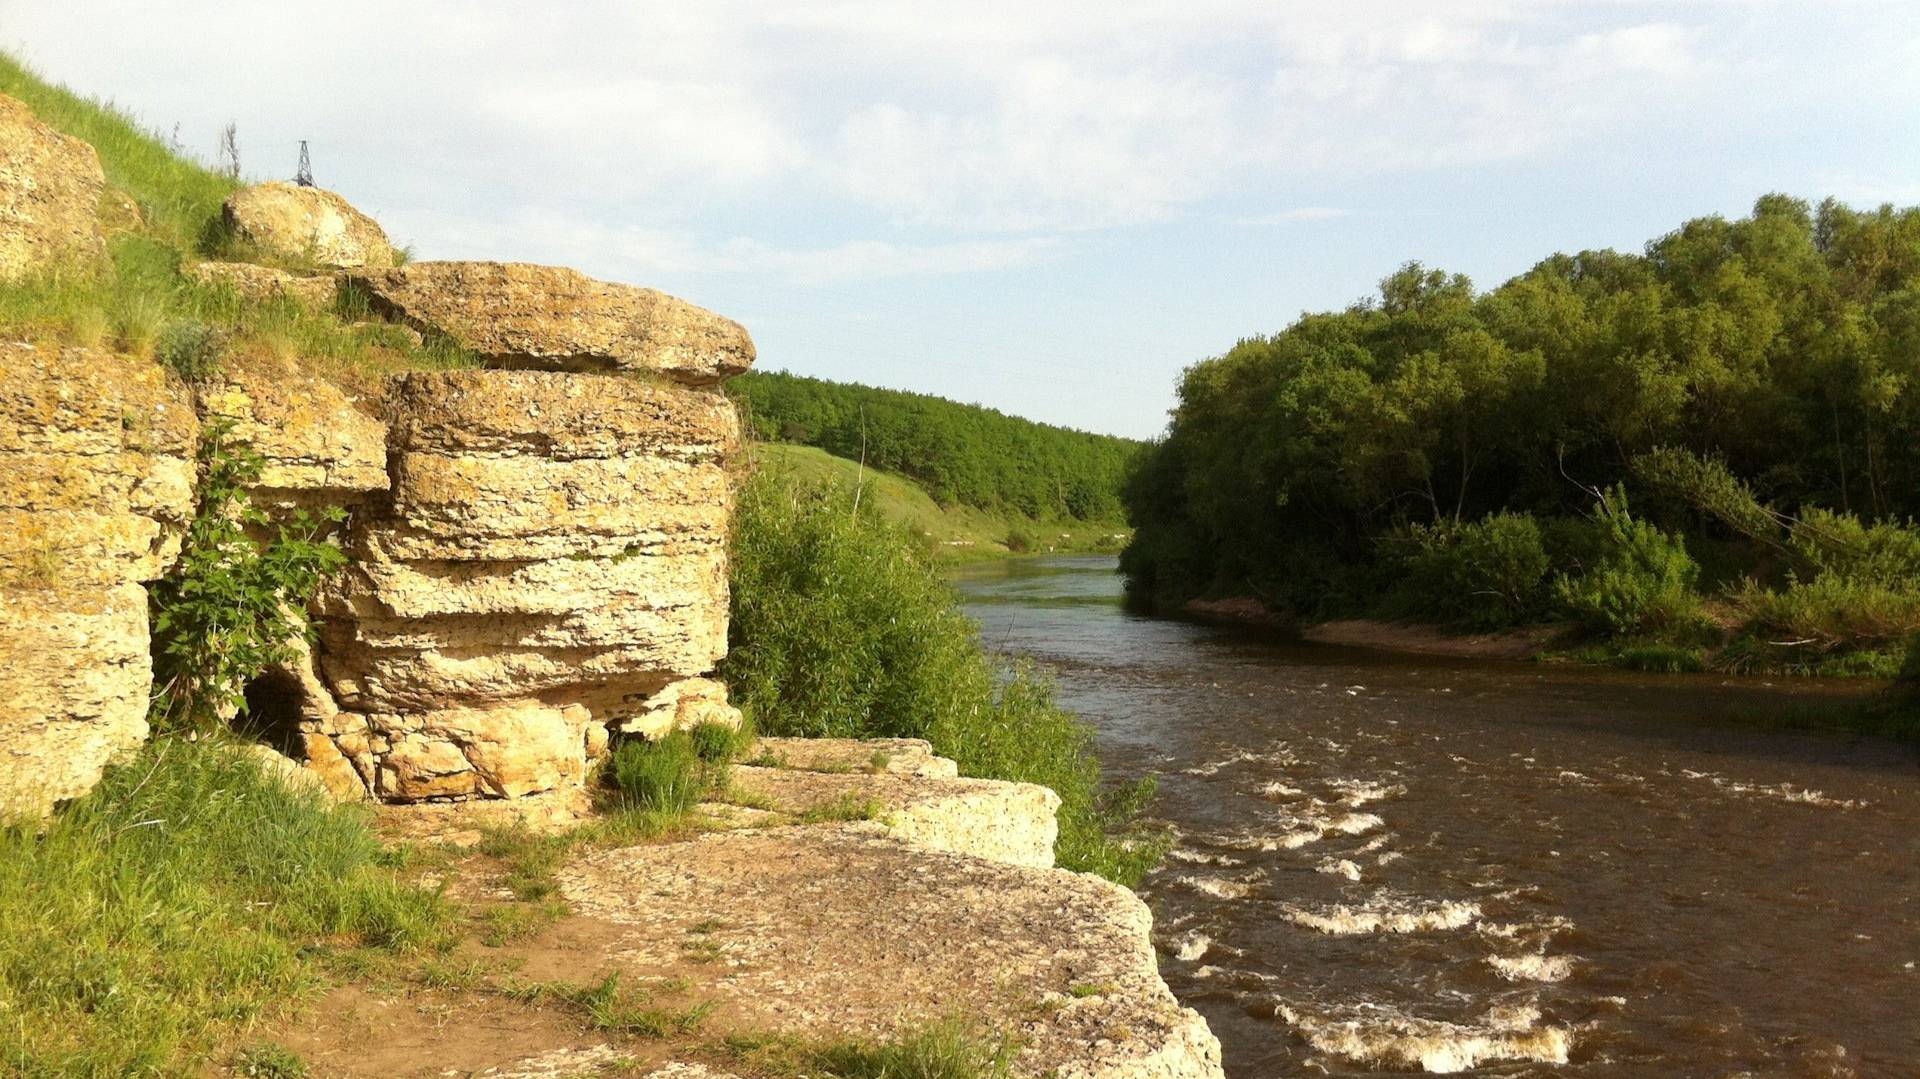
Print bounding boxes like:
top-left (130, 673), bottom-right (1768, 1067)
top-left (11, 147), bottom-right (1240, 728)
top-left (730, 371), bottom-right (1141, 522)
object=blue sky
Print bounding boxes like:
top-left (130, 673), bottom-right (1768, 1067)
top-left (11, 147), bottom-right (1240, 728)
top-left (4, 1), bottom-right (1918, 438)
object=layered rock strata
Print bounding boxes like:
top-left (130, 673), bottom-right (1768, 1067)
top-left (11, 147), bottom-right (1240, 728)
top-left (0, 92), bottom-right (107, 280)
top-left (307, 369), bottom-right (743, 801)
top-left (721, 738), bottom-right (1059, 868)
top-left (345, 262), bottom-right (754, 384)
top-left (0, 343), bottom-right (197, 818)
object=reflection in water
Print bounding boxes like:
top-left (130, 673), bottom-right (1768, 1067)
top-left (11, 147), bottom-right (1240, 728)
top-left (954, 556), bottom-right (1920, 1077)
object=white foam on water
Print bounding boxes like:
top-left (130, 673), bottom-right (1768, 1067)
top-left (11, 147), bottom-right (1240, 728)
top-left (1170, 933), bottom-right (1211, 961)
top-left (1286, 895), bottom-right (1482, 935)
top-left (1168, 848), bottom-right (1245, 867)
top-left (1316, 858), bottom-right (1364, 881)
top-left (1679, 769), bottom-right (1867, 809)
top-left (1326, 778), bottom-right (1406, 806)
top-left (1182, 748), bottom-right (1297, 777)
top-left (1356, 834), bottom-right (1392, 854)
top-left (1276, 999), bottom-right (1572, 1074)
top-left (1328, 812), bottom-right (1386, 835)
top-left (1376, 850), bottom-right (1404, 866)
top-left (1486, 953), bottom-right (1577, 982)
top-left (1177, 874), bottom-right (1258, 899)
top-left (1260, 781), bottom-right (1307, 799)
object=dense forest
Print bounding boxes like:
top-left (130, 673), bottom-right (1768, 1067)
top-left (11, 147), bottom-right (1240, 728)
top-left (730, 371), bottom-right (1140, 522)
top-left (1123, 195), bottom-right (1920, 676)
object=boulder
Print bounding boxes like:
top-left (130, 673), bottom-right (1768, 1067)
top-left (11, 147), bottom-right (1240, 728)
top-left (0, 93), bottom-right (106, 281)
top-left (345, 262), bottom-right (754, 384)
top-left (222, 181), bottom-right (395, 269)
top-left (184, 260), bottom-right (339, 308)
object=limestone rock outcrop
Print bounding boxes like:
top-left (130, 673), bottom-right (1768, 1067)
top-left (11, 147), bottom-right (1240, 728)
top-left (0, 343), bottom-right (197, 818)
top-left (184, 260), bottom-right (339, 309)
top-left (0, 93), bottom-right (107, 281)
top-left (222, 181), bottom-right (396, 269)
top-left (560, 827), bottom-right (1226, 1079)
top-left (728, 764), bottom-right (1061, 868)
top-left (345, 262), bottom-right (754, 384)
top-left (749, 735), bottom-right (959, 778)
top-left (308, 369), bottom-right (744, 802)
top-left (195, 353), bottom-right (388, 511)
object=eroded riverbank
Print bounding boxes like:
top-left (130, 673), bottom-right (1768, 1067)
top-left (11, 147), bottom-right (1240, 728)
top-left (957, 556), bottom-right (1920, 1077)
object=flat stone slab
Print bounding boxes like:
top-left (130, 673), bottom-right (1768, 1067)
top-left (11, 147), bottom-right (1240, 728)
top-left (558, 827), bottom-right (1223, 1079)
top-left (727, 764), bottom-right (1058, 869)
top-left (747, 736), bottom-right (958, 778)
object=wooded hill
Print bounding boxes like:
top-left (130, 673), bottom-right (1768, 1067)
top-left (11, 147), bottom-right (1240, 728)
top-left (730, 370), bottom-right (1140, 523)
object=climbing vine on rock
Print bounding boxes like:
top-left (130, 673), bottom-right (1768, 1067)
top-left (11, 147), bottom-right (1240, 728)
top-left (149, 420), bottom-right (345, 732)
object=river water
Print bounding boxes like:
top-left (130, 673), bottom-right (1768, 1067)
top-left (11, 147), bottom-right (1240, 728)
top-left (953, 556), bottom-right (1920, 1077)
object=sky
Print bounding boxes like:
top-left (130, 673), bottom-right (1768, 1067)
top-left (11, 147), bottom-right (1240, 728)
top-left (3, 2), bottom-right (1918, 438)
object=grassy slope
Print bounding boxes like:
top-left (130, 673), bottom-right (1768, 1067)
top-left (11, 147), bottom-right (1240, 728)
top-left (753, 443), bottom-right (1128, 561)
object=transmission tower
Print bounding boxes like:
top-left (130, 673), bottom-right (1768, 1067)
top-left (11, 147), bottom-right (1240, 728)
top-left (295, 141), bottom-right (314, 187)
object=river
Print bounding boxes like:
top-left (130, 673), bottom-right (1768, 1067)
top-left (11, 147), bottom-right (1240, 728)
top-left (953, 555), bottom-right (1920, 1077)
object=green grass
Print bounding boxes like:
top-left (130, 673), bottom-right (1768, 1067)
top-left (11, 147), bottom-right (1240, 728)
top-left (0, 738), bottom-right (450, 1077)
top-left (754, 444), bottom-right (1128, 561)
top-left (727, 1015), bottom-right (1017, 1079)
top-left (608, 728), bottom-right (735, 815)
top-left (796, 793), bottom-right (886, 825)
top-left (510, 973), bottom-right (714, 1037)
top-left (0, 53), bottom-right (473, 393)
top-left (0, 53), bottom-right (237, 251)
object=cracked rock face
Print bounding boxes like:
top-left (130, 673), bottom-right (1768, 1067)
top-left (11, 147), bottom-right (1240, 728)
top-left (222, 181), bottom-right (396, 270)
top-left (195, 353), bottom-right (388, 511)
top-left (0, 93), bottom-right (107, 281)
top-left (346, 262), bottom-right (754, 385)
top-left (309, 370), bottom-right (742, 802)
top-left (0, 343), bottom-right (197, 818)
top-left (560, 827), bottom-right (1225, 1079)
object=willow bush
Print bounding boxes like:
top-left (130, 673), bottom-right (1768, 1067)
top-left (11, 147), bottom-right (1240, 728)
top-left (722, 464), bottom-right (1165, 885)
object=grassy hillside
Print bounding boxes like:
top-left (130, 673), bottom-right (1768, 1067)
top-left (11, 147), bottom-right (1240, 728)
top-left (732, 370), bottom-right (1141, 523)
top-left (0, 55), bottom-right (466, 393)
top-left (752, 443), bottom-right (1128, 559)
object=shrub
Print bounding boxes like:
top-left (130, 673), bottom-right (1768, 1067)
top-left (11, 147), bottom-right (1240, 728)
top-left (149, 423), bottom-right (346, 732)
top-left (0, 739), bottom-right (446, 1074)
top-left (1003, 524), bottom-right (1039, 554)
top-left (1552, 487), bottom-right (1709, 638)
top-left (154, 319), bottom-right (226, 381)
top-left (608, 732), bottom-right (724, 815)
top-left (723, 466), bottom-right (1166, 885)
top-left (1389, 511), bottom-right (1550, 629)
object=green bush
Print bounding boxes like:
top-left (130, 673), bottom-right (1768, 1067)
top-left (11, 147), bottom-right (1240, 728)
top-left (149, 423), bottom-right (346, 732)
top-left (723, 466), bottom-right (1166, 885)
top-left (154, 319), bottom-right (227, 382)
top-left (0, 739), bottom-right (446, 1075)
top-left (608, 731), bottom-right (726, 815)
top-left (1553, 487), bottom-right (1709, 638)
top-left (1389, 511), bottom-right (1550, 629)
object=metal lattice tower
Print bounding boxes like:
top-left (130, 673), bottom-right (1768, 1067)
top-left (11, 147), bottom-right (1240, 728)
top-left (295, 141), bottom-right (314, 187)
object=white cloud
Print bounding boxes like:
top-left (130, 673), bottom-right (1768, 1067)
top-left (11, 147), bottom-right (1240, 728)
top-left (1236, 207), bottom-right (1350, 225)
